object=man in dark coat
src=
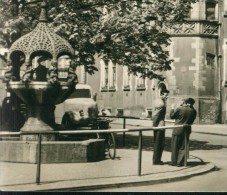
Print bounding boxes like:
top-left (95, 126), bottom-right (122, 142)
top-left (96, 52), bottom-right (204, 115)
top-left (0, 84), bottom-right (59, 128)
top-left (170, 98), bottom-right (197, 166)
top-left (152, 89), bottom-right (169, 165)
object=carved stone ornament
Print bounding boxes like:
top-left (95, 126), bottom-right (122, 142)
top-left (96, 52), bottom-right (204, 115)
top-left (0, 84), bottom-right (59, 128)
top-left (8, 2), bottom-right (74, 61)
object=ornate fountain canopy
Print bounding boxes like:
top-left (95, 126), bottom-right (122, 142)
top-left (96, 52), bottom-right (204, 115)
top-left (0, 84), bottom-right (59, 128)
top-left (8, 1), bottom-right (74, 60)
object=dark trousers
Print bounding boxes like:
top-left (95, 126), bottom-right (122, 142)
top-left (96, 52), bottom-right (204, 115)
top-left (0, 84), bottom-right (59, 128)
top-left (171, 132), bottom-right (190, 166)
top-left (153, 130), bottom-right (165, 163)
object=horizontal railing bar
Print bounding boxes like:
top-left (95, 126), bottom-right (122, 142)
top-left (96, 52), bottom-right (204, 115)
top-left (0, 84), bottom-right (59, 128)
top-left (98, 115), bottom-right (153, 120)
top-left (59, 125), bottom-right (187, 134)
top-left (21, 131), bottom-right (60, 135)
top-left (0, 124), bottom-right (189, 137)
top-left (0, 132), bottom-right (21, 136)
top-left (99, 115), bottom-right (176, 123)
top-left (0, 118), bottom-right (177, 137)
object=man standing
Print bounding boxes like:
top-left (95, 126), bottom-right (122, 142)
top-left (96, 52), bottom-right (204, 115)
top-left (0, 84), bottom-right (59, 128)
top-left (170, 98), bottom-right (197, 166)
top-left (152, 89), bottom-right (169, 165)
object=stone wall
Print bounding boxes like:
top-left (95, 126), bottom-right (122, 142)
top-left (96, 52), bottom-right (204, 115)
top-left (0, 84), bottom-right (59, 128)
top-left (0, 139), bottom-right (105, 163)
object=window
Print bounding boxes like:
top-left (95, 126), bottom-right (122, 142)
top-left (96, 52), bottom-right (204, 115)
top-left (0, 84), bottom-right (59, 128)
top-left (206, 2), bottom-right (216, 20)
top-left (146, 108), bottom-right (152, 118)
top-left (80, 66), bottom-right (87, 84)
top-left (100, 59), bottom-right (117, 91)
top-left (109, 62), bottom-right (117, 91)
top-left (116, 108), bottom-right (124, 117)
top-left (100, 59), bottom-right (108, 91)
top-left (104, 63), bottom-right (109, 87)
top-left (224, 0), bottom-right (227, 16)
top-left (206, 53), bottom-right (215, 69)
top-left (136, 73), bottom-right (146, 91)
top-left (123, 66), bottom-right (131, 91)
top-left (75, 65), bottom-right (87, 84)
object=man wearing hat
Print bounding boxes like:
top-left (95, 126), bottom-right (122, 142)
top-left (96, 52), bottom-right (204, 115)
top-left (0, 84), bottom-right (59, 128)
top-left (152, 89), bottom-right (169, 165)
top-left (169, 97), bottom-right (197, 166)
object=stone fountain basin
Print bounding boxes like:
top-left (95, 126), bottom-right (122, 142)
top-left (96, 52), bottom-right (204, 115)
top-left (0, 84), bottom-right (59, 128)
top-left (8, 81), bottom-right (74, 105)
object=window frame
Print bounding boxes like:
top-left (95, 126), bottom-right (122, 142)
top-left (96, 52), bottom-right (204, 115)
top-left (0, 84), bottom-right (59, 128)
top-left (205, 1), bottom-right (217, 21)
top-left (206, 53), bottom-right (216, 69)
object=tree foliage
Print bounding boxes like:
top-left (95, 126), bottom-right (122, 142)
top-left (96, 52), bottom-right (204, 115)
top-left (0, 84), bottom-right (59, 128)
top-left (0, 0), bottom-right (197, 79)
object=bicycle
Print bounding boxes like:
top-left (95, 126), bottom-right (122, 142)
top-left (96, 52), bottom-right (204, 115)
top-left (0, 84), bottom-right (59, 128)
top-left (97, 132), bottom-right (116, 160)
top-left (96, 117), bottom-right (116, 160)
top-left (61, 116), bottom-right (116, 159)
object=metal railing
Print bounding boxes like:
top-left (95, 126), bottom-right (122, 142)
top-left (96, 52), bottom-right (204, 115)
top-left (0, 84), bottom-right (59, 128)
top-left (98, 115), bottom-right (151, 146)
top-left (0, 123), bottom-right (189, 185)
top-left (98, 115), bottom-right (176, 146)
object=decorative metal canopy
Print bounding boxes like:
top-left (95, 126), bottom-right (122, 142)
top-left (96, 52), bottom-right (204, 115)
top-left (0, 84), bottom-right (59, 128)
top-left (8, 1), bottom-right (74, 61)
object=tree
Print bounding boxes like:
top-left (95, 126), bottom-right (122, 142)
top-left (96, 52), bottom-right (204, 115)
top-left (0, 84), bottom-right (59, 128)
top-left (0, 0), bottom-right (197, 79)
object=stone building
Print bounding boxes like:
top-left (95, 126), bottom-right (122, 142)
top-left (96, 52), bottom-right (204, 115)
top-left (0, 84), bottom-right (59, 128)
top-left (76, 0), bottom-right (226, 124)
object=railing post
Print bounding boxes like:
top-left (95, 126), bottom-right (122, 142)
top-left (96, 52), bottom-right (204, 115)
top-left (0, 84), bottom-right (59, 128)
top-left (138, 130), bottom-right (142, 176)
top-left (123, 117), bottom-right (126, 147)
top-left (36, 133), bottom-right (42, 184)
top-left (184, 129), bottom-right (188, 167)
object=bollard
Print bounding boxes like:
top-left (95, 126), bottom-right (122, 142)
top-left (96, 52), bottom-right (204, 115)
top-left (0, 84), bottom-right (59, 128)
top-left (138, 131), bottom-right (142, 176)
top-left (36, 133), bottom-right (42, 184)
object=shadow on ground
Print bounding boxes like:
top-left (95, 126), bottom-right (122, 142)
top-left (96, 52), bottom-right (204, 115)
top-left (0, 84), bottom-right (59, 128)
top-left (114, 134), bottom-right (227, 152)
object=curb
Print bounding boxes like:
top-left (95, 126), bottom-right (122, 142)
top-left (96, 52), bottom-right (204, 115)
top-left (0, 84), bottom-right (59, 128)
top-left (36, 162), bottom-right (215, 192)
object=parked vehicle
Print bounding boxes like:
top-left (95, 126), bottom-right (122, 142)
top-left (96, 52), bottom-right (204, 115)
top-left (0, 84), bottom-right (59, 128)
top-left (55, 83), bottom-right (109, 130)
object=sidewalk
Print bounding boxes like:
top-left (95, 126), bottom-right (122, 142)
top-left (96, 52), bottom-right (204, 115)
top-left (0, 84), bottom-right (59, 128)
top-left (0, 120), bottom-right (225, 191)
top-left (0, 149), bottom-right (215, 192)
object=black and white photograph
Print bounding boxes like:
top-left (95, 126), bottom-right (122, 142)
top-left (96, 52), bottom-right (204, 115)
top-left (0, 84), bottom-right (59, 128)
top-left (0, 0), bottom-right (227, 192)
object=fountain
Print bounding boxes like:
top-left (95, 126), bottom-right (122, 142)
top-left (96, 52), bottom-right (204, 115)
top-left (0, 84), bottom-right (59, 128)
top-left (0, 2), bottom-right (105, 163)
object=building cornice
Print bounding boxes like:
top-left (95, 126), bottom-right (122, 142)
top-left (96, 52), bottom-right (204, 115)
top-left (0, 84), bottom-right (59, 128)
top-left (168, 20), bottom-right (219, 38)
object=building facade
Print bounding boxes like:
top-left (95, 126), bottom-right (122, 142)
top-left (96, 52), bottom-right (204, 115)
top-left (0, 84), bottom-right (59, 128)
top-left (76, 0), bottom-right (226, 124)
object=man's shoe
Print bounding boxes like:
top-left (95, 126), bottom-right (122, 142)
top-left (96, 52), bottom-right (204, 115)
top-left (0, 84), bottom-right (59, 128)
top-left (168, 163), bottom-right (176, 166)
top-left (153, 161), bottom-right (164, 165)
